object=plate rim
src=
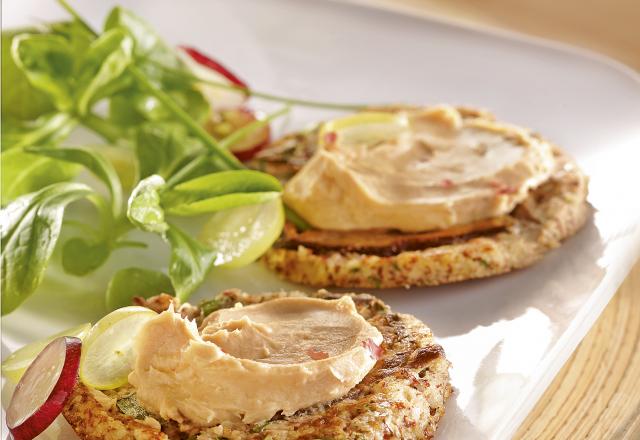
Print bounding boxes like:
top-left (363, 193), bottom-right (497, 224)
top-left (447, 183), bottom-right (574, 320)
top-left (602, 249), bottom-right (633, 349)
top-left (3, 1), bottom-right (640, 439)
top-left (332, 0), bottom-right (640, 437)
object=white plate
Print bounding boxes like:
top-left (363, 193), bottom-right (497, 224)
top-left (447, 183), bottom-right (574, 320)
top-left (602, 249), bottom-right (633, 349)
top-left (3, 1), bottom-right (640, 439)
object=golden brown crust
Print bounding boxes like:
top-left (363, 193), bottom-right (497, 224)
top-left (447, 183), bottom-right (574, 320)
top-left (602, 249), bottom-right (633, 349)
top-left (63, 382), bottom-right (168, 440)
top-left (263, 149), bottom-right (589, 288)
top-left (63, 290), bottom-right (451, 440)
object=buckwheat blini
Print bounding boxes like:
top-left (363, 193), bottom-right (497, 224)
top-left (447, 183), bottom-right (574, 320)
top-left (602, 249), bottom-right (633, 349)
top-left (255, 106), bottom-right (589, 288)
top-left (63, 290), bottom-right (452, 439)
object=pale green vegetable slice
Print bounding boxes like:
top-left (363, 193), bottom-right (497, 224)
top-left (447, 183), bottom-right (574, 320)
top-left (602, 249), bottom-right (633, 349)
top-left (1, 323), bottom-right (91, 384)
top-left (199, 197), bottom-right (285, 268)
top-left (79, 306), bottom-right (157, 390)
top-left (318, 112), bottom-right (410, 149)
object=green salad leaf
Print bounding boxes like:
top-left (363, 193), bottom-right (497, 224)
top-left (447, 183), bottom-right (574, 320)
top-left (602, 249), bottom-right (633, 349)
top-left (75, 28), bottom-right (133, 115)
top-left (166, 192), bottom-right (281, 217)
top-left (166, 225), bottom-right (216, 301)
top-left (127, 175), bottom-right (168, 234)
top-left (0, 182), bottom-right (93, 315)
top-left (104, 6), bottom-right (180, 70)
top-left (0, 0), bottom-right (310, 314)
top-left (26, 146), bottom-right (124, 218)
top-left (1, 29), bottom-right (55, 120)
top-left (104, 6), bottom-right (210, 129)
top-left (106, 267), bottom-right (174, 310)
top-left (11, 34), bottom-right (75, 111)
top-left (162, 170), bottom-right (282, 216)
top-left (22, 145), bottom-right (123, 278)
top-left (62, 238), bottom-right (111, 276)
top-left (1, 149), bottom-right (79, 204)
top-left (2, 112), bottom-right (77, 151)
top-left (49, 20), bottom-right (95, 56)
top-left (135, 122), bottom-right (202, 179)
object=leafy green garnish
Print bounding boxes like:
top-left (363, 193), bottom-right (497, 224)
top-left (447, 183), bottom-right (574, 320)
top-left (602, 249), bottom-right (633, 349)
top-left (166, 225), bottom-right (217, 302)
top-left (2, 112), bottom-right (77, 151)
top-left (1, 148), bottom-right (79, 203)
top-left (127, 175), bottom-right (168, 234)
top-left (116, 394), bottom-right (149, 420)
top-left (0, 0), bottom-right (333, 315)
top-left (61, 238), bottom-right (111, 276)
top-left (1, 29), bottom-right (55, 120)
top-left (26, 146), bottom-right (123, 217)
top-left (199, 298), bottom-right (227, 317)
top-left (0, 182), bottom-right (92, 314)
top-left (106, 267), bottom-right (174, 310)
top-left (161, 170), bottom-right (282, 215)
top-left (250, 421), bottom-right (270, 433)
top-left (11, 33), bottom-right (76, 111)
top-left (74, 28), bottom-right (133, 115)
top-left (135, 122), bottom-right (202, 179)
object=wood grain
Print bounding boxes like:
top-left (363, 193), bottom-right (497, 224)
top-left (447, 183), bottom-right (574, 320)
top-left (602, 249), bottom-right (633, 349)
top-left (516, 261), bottom-right (640, 439)
top-left (356, 0), bottom-right (640, 438)
top-left (358, 0), bottom-right (640, 70)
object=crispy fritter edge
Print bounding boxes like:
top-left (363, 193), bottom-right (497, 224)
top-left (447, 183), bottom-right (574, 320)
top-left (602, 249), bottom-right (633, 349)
top-left (63, 290), bottom-right (452, 440)
top-left (263, 149), bottom-right (589, 289)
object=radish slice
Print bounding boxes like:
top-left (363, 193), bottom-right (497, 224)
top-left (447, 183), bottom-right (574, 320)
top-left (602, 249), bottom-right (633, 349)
top-left (179, 46), bottom-right (247, 88)
top-left (6, 337), bottom-right (81, 440)
top-left (206, 107), bottom-right (271, 161)
top-left (1, 323), bottom-right (90, 384)
top-left (177, 46), bottom-right (248, 110)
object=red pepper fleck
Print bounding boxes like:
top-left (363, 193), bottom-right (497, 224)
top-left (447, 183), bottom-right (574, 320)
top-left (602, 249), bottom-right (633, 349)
top-left (440, 178), bottom-right (454, 188)
top-left (362, 338), bottom-right (383, 360)
top-left (498, 185), bottom-right (516, 195)
top-left (489, 180), bottom-right (516, 195)
top-left (306, 348), bottom-right (329, 360)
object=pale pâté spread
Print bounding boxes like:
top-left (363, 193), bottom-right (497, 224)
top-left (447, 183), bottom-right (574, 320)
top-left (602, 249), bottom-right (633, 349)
top-left (283, 105), bottom-right (556, 232)
top-left (129, 296), bottom-right (383, 426)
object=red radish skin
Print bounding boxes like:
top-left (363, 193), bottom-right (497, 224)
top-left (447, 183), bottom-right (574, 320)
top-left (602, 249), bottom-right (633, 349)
top-left (206, 107), bottom-right (271, 161)
top-left (232, 141), bottom-right (268, 162)
top-left (6, 337), bottom-right (81, 440)
top-left (179, 46), bottom-right (248, 89)
top-left (179, 47), bottom-right (269, 160)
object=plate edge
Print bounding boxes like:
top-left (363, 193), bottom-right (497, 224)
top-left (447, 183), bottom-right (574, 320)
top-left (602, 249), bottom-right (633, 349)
top-left (337, 0), bottom-right (640, 85)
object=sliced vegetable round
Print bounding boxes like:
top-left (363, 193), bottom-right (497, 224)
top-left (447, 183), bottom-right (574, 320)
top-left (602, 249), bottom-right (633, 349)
top-left (206, 107), bottom-right (270, 160)
top-left (177, 45), bottom-right (247, 110)
top-left (79, 306), bottom-right (157, 390)
top-left (1, 323), bottom-right (91, 384)
top-left (6, 336), bottom-right (81, 440)
top-left (199, 196), bottom-right (285, 268)
top-left (319, 112), bottom-right (410, 149)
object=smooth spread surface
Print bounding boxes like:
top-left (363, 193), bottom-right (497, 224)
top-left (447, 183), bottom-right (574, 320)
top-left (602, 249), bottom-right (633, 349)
top-left (2, 1), bottom-right (639, 440)
top-left (363, 1), bottom-right (639, 438)
top-left (284, 106), bottom-right (555, 232)
top-left (129, 297), bottom-right (383, 426)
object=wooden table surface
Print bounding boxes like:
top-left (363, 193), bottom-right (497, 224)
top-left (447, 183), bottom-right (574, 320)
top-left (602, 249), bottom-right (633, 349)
top-left (359, 0), bottom-right (640, 438)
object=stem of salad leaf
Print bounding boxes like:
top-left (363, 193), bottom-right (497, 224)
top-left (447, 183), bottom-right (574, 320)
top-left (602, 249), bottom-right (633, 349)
top-left (58, 0), bottom-right (242, 171)
top-left (57, 0), bottom-right (95, 35)
top-left (113, 240), bottom-right (148, 249)
top-left (165, 106), bottom-right (290, 188)
top-left (154, 61), bottom-right (370, 112)
top-left (164, 155), bottom-right (208, 188)
top-left (57, 0), bottom-right (311, 230)
top-left (127, 66), bottom-right (243, 170)
top-left (284, 205), bottom-right (311, 231)
top-left (80, 113), bottom-right (122, 144)
top-left (218, 105), bottom-right (290, 150)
